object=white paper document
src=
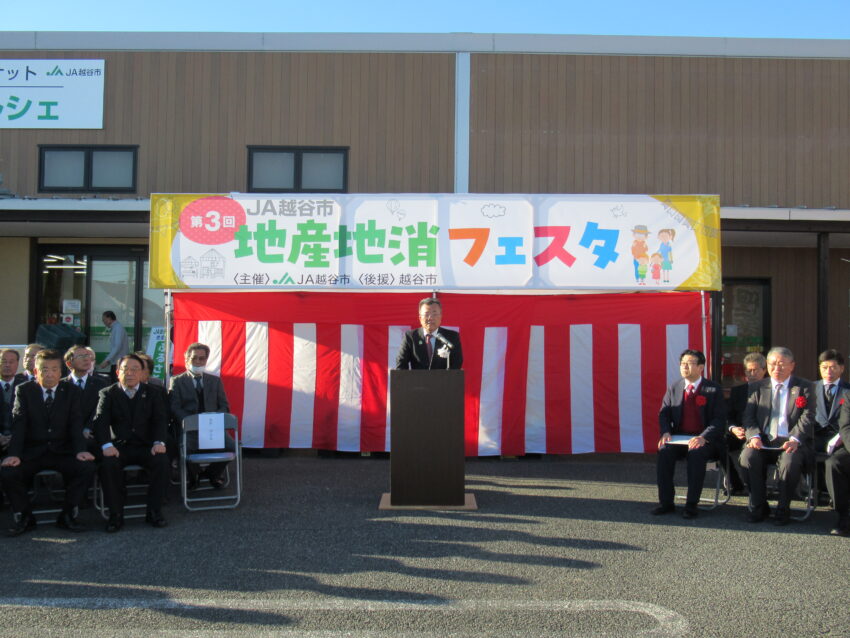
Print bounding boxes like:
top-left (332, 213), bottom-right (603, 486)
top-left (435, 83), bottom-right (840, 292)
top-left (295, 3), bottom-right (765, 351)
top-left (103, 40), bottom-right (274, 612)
top-left (667, 435), bottom-right (694, 445)
top-left (198, 412), bottom-right (225, 449)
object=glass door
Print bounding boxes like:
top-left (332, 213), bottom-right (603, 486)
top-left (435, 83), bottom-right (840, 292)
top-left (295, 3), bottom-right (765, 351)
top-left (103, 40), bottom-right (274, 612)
top-left (720, 279), bottom-right (771, 386)
top-left (89, 259), bottom-right (138, 362)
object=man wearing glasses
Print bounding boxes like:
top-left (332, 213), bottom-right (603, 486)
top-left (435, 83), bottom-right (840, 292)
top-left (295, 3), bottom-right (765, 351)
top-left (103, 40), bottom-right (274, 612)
top-left (395, 298), bottom-right (463, 370)
top-left (741, 346), bottom-right (814, 525)
top-left (653, 349), bottom-right (726, 519)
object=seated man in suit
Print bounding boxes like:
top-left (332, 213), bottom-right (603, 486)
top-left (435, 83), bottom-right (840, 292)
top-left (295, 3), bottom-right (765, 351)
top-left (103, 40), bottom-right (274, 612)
top-left (1, 349), bottom-right (96, 536)
top-left (813, 350), bottom-right (849, 454)
top-left (168, 342), bottom-right (233, 489)
top-left (63, 345), bottom-right (108, 453)
top-left (653, 349), bottom-right (726, 519)
top-left (395, 297), bottom-right (463, 370)
top-left (94, 354), bottom-right (170, 532)
top-left (826, 386), bottom-right (850, 536)
top-left (725, 352), bottom-right (767, 493)
top-left (741, 346), bottom-right (815, 525)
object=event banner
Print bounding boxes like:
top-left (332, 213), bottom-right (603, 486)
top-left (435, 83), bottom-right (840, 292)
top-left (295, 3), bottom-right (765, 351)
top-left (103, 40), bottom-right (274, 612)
top-left (150, 193), bottom-right (721, 291)
top-left (0, 59), bottom-right (105, 129)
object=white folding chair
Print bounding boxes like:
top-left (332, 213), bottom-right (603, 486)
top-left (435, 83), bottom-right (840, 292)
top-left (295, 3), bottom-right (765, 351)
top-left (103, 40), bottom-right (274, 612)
top-left (180, 412), bottom-right (241, 511)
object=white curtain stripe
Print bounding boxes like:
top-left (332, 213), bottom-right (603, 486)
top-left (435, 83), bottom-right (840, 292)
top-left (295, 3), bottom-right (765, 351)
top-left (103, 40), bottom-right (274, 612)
top-left (289, 323), bottom-right (317, 448)
top-left (478, 327), bottom-right (507, 455)
top-left (241, 322), bottom-right (268, 448)
top-left (337, 324), bottom-right (364, 452)
top-left (570, 324), bottom-right (594, 454)
top-left (524, 325), bottom-right (546, 453)
top-left (618, 324), bottom-right (643, 452)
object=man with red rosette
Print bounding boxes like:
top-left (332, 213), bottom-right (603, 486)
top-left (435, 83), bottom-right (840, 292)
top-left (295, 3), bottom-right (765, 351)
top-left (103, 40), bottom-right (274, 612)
top-left (653, 349), bottom-right (726, 519)
top-left (741, 346), bottom-right (815, 526)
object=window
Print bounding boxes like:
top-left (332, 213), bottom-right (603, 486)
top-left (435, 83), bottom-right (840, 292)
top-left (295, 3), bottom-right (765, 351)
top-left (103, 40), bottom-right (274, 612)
top-left (39, 145), bottom-right (138, 193)
top-left (248, 146), bottom-right (348, 193)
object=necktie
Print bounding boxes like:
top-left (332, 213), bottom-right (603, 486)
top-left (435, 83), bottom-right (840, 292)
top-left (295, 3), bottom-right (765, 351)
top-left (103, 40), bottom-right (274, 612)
top-left (195, 376), bottom-right (205, 408)
top-left (77, 378), bottom-right (84, 389)
top-left (126, 387), bottom-right (136, 399)
top-left (3, 382), bottom-right (9, 393)
top-left (45, 388), bottom-right (54, 410)
top-left (687, 384), bottom-right (694, 397)
top-left (769, 384), bottom-right (783, 441)
top-left (425, 334), bottom-right (433, 360)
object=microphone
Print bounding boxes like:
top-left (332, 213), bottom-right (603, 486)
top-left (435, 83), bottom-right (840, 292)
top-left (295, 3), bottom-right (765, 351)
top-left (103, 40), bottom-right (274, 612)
top-left (434, 333), bottom-right (454, 350)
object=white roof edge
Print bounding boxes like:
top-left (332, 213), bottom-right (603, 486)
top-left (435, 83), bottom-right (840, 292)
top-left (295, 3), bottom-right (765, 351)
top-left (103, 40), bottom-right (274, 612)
top-left (1, 31), bottom-right (850, 58)
top-left (0, 198), bottom-right (150, 211)
top-left (2, 198), bottom-right (850, 221)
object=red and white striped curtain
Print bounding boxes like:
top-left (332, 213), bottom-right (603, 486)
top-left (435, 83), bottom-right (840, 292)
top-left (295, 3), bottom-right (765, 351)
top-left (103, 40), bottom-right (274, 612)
top-left (171, 291), bottom-right (710, 456)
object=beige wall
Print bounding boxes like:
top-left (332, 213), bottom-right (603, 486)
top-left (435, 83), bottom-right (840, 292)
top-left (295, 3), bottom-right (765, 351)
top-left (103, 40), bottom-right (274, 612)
top-left (0, 237), bottom-right (30, 344)
top-left (470, 54), bottom-right (850, 209)
top-left (0, 51), bottom-right (456, 196)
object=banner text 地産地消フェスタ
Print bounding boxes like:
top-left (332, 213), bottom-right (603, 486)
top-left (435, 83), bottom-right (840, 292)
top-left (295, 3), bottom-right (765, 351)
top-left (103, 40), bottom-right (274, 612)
top-left (149, 193), bottom-right (721, 291)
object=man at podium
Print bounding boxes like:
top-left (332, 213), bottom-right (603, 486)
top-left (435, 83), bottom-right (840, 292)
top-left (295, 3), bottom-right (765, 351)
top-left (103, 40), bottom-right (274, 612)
top-left (395, 298), bottom-right (463, 370)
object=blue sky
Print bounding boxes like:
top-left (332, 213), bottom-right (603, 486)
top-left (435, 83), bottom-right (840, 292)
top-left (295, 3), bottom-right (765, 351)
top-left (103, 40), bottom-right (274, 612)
top-left (3, 0), bottom-right (849, 38)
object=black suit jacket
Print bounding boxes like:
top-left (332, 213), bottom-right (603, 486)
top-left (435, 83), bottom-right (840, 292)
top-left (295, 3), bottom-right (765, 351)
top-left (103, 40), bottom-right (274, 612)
top-left (658, 377), bottom-right (726, 444)
top-left (63, 374), bottom-right (109, 432)
top-left (835, 392), bottom-right (850, 454)
top-left (1, 374), bottom-right (28, 435)
top-left (813, 379), bottom-right (850, 450)
top-left (8, 380), bottom-right (85, 460)
top-left (93, 382), bottom-right (168, 448)
top-left (742, 376), bottom-right (814, 446)
top-left (395, 327), bottom-right (463, 370)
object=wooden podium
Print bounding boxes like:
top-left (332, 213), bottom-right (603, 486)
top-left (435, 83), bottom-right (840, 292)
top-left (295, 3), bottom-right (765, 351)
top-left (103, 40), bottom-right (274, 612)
top-left (380, 369), bottom-right (476, 509)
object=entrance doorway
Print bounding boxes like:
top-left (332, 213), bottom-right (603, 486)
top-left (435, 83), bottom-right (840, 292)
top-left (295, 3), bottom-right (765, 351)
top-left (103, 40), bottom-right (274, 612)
top-left (36, 245), bottom-right (165, 374)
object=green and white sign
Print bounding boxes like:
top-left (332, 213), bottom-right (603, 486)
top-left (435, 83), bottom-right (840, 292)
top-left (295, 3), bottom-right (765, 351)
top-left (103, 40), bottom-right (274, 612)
top-left (0, 59), bottom-right (105, 129)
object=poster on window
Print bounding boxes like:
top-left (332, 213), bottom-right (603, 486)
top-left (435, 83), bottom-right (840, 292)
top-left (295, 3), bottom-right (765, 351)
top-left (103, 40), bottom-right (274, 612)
top-left (149, 193), bottom-right (721, 291)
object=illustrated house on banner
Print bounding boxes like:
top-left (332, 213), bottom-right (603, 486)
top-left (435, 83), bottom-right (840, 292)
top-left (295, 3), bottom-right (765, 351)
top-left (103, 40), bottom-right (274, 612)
top-left (199, 249), bottom-right (225, 280)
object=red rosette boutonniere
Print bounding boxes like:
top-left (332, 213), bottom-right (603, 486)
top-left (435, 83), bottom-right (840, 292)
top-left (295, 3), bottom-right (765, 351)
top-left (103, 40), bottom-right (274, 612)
top-left (840, 398), bottom-right (845, 406)
top-left (695, 395), bottom-right (707, 407)
top-left (795, 396), bottom-right (807, 409)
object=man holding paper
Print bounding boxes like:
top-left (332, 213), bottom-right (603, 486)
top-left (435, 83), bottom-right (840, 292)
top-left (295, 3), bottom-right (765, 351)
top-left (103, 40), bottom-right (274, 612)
top-left (741, 346), bottom-right (814, 525)
top-left (169, 343), bottom-right (233, 489)
top-left (653, 349), bottom-right (726, 519)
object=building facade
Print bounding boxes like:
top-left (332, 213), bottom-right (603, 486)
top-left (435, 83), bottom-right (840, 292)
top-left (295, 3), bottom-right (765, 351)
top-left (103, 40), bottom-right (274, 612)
top-left (1, 32), bottom-right (850, 378)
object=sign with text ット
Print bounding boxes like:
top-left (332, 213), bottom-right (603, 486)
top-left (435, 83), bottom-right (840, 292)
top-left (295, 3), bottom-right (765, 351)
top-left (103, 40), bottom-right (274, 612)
top-left (0, 59), bottom-right (105, 129)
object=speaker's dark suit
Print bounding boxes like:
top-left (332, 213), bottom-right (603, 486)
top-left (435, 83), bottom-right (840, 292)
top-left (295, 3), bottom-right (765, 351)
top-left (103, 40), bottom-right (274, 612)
top-left (395, 328), bottom-right (463, 370)
top-left (656, 377), bottom-right (726, 508)
top-left (826, 394), bottom-right (850, 523)
top-left (741, 376), bottom-right (814, 512)
top-left (93, 382), bottom-right (169, 513)
top-left (813, 379), bottom-right (850, 452)
top-left (1, 380), bottom-right (95, 515)
top-left (168, 371), bottom-right (233, 481)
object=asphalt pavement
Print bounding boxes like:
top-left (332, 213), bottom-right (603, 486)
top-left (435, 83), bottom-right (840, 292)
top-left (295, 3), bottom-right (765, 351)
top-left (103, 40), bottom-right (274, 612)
top-left (0, 452), bottom-right (847, 637)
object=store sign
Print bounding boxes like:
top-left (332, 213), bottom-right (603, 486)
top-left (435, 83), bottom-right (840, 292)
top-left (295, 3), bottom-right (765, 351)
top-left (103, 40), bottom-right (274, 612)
top-left (0, 59), bottom-right (105, 129)
top-left (150, 193), bottom-right (721, 291)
